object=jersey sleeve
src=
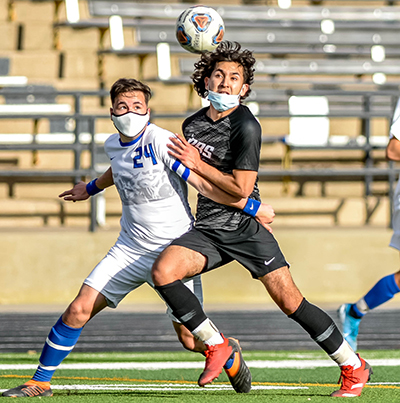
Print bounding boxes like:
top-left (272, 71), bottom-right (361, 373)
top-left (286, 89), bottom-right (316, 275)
top-left (150, 126), bottom-right (191, 181)
top-left (103, 133), bottom-right (118, 159)
top-left (390, 98), bottom-right (400, 140)
top-left (230, 107), bottom-right (262, 171)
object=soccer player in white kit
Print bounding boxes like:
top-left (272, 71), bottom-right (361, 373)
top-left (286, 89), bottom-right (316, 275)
top-left (2, 78), bottom-right (275, 398)
top-left (338, 97), bottom-right (400, 351)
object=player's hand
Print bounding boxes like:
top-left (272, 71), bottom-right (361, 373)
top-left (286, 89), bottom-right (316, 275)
top-left (255, 203), bottom-right (275, 233)
top-left (59, 181), bottom-right (89, 202)
top-left (167, 134), bottom-right (201, 170)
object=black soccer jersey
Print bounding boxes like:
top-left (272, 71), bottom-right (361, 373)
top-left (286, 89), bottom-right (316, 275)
top-left (182, 104), bottom-right (262, 230)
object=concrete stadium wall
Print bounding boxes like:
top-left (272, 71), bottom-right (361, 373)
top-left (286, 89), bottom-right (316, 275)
top-left (0, 227), bottom-right (399, 312)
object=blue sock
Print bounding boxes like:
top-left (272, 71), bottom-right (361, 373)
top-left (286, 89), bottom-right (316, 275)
top-left (32, 317), bottom-right (83, 382)
top-left (361, 274), bottom-right (400, 312)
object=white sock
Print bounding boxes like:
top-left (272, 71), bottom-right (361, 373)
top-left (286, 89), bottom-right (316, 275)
top-left (341, 354), bottom-right (362, 369)
top-left (192, 318), bottom-right (224, 345)
top-left (355, 298), bottom-right (370, 315)
top-left (204, 332), bottom-right (224, 346)
top-left (330, 340), bottom-right (361, 369)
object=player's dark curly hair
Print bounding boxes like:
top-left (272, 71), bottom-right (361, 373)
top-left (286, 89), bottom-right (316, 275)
top-left (110, 78), bottom-right (152, 105)
top-left (191, 41), bottom-right (255, 101)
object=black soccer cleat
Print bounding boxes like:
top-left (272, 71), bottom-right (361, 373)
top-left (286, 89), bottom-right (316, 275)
top-left (223, 337), bottom-right (252, 393)
top-left (2, 382), bottom-right (53, 397)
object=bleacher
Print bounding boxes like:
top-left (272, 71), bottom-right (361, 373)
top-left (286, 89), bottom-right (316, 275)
top-left (1, 0), bottom-right (400, 230)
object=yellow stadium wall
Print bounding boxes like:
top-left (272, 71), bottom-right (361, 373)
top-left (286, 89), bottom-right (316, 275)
top-left (1, 227), bottom-right (399, 312)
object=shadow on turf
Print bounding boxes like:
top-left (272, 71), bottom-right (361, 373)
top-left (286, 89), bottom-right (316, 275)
top-left (54, 390), bottom-right (331, 399)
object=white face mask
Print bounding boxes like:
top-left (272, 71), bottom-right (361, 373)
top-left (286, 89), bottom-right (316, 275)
top-left (207, 90), bottom-right (241, 112)
top-left (111, 111), bottom-right (149, 138)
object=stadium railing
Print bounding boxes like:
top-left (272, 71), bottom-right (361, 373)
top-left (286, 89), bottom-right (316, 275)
top-left (253, 89), bottom-right (398, 194)
top-left (0, 87), bottom-right (398, 229)
top-left (0, 88), bottom-right (113, 230)
top-left (245, 89), bottom-right (397, 224)
top-left (257, 166), bottom-right (399, 225)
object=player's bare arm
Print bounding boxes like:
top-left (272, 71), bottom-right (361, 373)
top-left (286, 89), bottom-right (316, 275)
top-left (168, 135), bottom-right (257, 198)
top-left (59, 167), bottom-right (114, 201)
top-left (386, 137), bottom-right (400, 161)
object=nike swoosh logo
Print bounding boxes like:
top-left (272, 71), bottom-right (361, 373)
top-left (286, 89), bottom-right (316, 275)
top-left (249, 203), bottom-right (254, 210)
top-left (264, 257), bottom-right (276, 266)
top-left (110, 156), bottom-right (116, 160)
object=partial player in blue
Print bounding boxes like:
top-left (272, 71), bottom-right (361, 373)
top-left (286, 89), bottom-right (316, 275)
top-left (339, 98), bottom-right (400, 352)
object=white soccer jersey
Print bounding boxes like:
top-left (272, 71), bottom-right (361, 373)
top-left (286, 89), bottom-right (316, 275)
top-left (390, 98), bottom-right (400, 140)
top-left (390, 98), bottom-right (400, 249)
top-left (104, 123), bottom-right (194, 250)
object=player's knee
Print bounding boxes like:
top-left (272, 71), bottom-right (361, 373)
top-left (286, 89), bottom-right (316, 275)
top-left (151, 261), bottom-right (168, 286)
top-left (63, 299), bottom-right (91, 327)
top-left (280, 297), bottom-right (303, 315)
top-left (152, 251), bottom-right (175, 286)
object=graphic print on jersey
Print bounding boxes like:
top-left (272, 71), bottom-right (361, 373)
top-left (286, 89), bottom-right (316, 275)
top-left (182, 105), bottom-right (262, 231)
top-left (187, 138), bottom-right (215, 160)
top-left (114, 168), bottom-right (177, 205)
top-left (104, 126), bottom-right (193, 248)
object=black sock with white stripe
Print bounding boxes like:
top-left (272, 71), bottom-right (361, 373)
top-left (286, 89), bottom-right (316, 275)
top-left (155, 280), bottom-right (208, 331)
top-left (288, 298), bottom-right (343, 355)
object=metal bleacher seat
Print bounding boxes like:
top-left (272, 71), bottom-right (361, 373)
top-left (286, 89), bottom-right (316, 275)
top-left (287, 95), bottom-right (330, 147)
top-left (50, 2), bottom-right (400, 89)
top-left (0, 85), bottom-right (77, 195)
top-left (0, 57), bottom-right (28, 87)
top-left (2, 85), bottom-right (72, 135)
top-left (0, 58), bottom-right (10, 76)
top-left (254, 58), bottom-right (400, 78)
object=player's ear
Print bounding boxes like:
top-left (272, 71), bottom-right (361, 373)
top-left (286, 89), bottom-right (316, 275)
top-left (110, 107), bottom-right (114, 119)
top-left (240, 84), bottom-right (249, 97)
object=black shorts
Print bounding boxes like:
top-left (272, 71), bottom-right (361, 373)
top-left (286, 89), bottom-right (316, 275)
top-left (170, 218), bottom-right (289, 279)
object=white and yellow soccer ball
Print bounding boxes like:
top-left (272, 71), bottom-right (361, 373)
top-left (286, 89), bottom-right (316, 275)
top-left (176, 5), bottom-right (225, 54)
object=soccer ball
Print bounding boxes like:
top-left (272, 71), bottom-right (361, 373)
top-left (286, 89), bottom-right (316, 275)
top-left (176, 6), bottom-right (225, 54)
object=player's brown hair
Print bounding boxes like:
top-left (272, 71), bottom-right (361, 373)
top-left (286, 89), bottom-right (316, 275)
top-left (191, 41), bottom-right (255, 101)
top-left (110, 78), bottom-right (152, 105)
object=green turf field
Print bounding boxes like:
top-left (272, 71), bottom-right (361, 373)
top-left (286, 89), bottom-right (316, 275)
top-left (1, 350), bottom-right (399, 402)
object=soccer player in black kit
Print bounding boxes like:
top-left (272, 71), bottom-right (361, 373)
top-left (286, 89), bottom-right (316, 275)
top-left (152, 41), bottom-right (372, 398)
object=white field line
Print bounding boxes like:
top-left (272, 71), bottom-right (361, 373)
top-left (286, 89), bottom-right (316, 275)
top-left (0, 384), bottom-right (308, 393)
top-left (1, 358), bottom-right (400, 371)
top-left (3, 382), bottom-right (400, 394)
top-left (54, 384), bottom-right (308, 391)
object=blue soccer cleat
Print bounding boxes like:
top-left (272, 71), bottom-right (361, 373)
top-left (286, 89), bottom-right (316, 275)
top-left (338, 304), bottom-right (361, 351)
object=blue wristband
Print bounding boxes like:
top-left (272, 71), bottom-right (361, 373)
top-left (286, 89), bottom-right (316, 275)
top-left (243, 198), bottom-right (261, 217)
top-left (86, 178), bottom-right (103, 196)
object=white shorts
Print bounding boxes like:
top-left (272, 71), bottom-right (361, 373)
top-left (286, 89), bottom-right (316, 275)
top-left (390, 178), bottom-right (400, 251)
top-left (83, 236), bottom-right (203, 322)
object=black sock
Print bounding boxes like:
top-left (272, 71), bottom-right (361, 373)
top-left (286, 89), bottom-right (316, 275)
top-left (155, 280), bottom-right (207, 331)
top-left (289, 298), bottom-right (343, 355)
